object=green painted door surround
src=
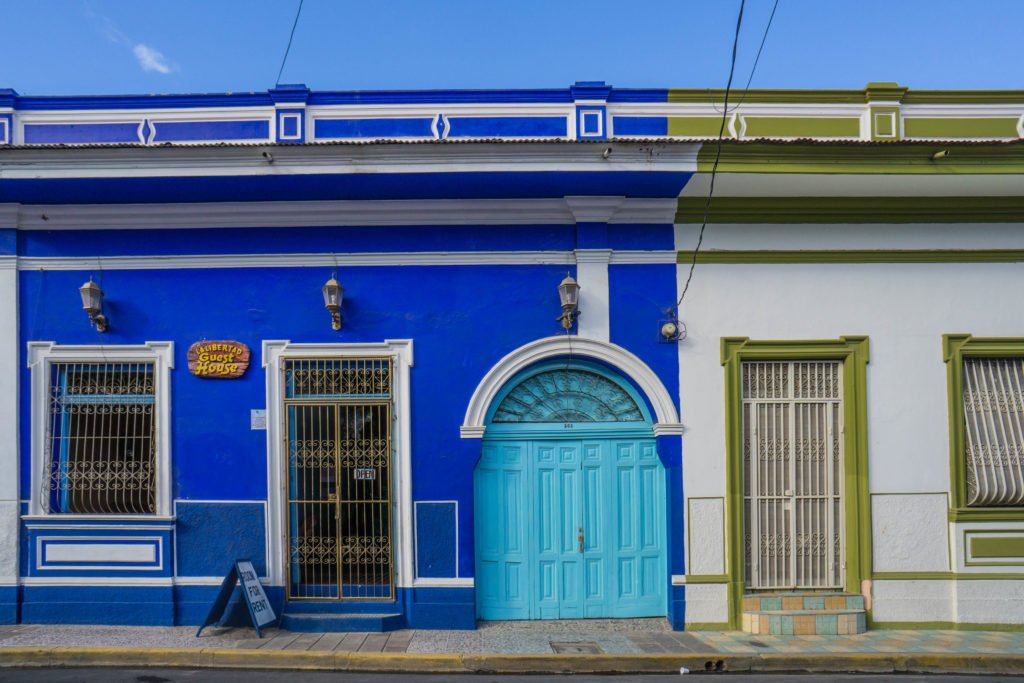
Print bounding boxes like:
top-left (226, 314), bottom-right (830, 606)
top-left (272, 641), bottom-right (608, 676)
top-left (720, 337), bottom-right (871, 630)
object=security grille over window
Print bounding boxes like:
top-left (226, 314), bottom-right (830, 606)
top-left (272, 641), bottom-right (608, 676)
top-left (962, 357), bottom-right (1024, 507)
top-left (45, 362), bottom-right (156, 514)
top-left (284, 358), bottom-right (394, 600)
top-left (742, 361), bottom-right (844, 590)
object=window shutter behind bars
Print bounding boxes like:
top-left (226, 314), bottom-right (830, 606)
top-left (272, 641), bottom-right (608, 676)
top-left (962, 358), bottom-right (1024, 507)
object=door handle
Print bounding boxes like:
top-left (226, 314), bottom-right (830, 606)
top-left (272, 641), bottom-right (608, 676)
top-left (578, 527), bottom-right (584, 554)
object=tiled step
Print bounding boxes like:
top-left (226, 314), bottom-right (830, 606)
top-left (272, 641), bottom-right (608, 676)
top-left (742, 593), bottom-right (866, 635)
top-left (278, 612), bottom-right (404, 632)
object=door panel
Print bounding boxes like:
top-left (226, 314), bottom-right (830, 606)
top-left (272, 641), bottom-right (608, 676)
top-left (475, 437), bottom-right (665, 620)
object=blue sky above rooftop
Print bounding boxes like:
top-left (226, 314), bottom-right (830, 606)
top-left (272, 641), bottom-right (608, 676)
top-left (1, 0), bottom-right (1020, 96)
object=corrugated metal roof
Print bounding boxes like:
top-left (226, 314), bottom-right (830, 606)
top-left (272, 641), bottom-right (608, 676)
top-left (0, 137), bottom-right (1020, 151)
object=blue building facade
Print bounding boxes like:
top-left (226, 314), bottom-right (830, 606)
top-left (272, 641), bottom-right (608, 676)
top-left (0, 82), bottom-right (693, 630)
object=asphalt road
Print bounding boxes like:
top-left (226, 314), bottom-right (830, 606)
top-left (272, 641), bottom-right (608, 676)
top-left (2, 672), bottom-right (1024, 683)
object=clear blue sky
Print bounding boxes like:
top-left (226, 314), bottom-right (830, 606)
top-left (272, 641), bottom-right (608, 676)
top-left (1, 0), bottom-right (1020, 95)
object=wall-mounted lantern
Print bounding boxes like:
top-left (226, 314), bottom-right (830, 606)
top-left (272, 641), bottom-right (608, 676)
top-left (79, 276), bottom-right (108, 332)
top-left (556, 273), bottom-right (580, 331)
top-left (322, 274), bottom-right (344, 331)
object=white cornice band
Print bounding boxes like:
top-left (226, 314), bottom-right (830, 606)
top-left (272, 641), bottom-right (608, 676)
top-left (6, 197), bottom-right (679, 230)
top-left (16, 249), bottom-right (677, 272)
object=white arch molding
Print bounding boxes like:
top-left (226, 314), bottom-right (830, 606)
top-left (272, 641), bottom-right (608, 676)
top-left (460, 336), bottom-right (683, 439)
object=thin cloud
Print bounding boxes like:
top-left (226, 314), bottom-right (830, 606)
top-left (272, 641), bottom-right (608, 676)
top-left (133, 44), bottom-right (173, 74)
top-left (85, 4), bottom-right (177, 75)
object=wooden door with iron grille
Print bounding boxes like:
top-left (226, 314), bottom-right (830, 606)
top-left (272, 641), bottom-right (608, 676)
top-left (284, 357), bottom-right (394, 600)
top-left (742, 361), bottom-right (844, 591)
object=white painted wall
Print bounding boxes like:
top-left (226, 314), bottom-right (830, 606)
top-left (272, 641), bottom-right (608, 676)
top-left (0, 257), bottom-right (17, 586)
top-left (683, 583), bottom-right (729, 625)
top-left (873, 580), bottom-right (956, 622)
top-left (676, 222), bottom-right (1024, 625)
top-left (687, 498), bottom-right (725, 576)
top-left (872, 494), bottom-right (950, 573)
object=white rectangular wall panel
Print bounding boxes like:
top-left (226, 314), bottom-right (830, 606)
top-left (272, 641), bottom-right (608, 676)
top-left (686, 498), bottom-right (725, 575)
top-left (683, 583), bottom-right (729, 624)
top-left (871, 494), bottom-right (950, 572)
top-left (872, 579), bottom-right (955, 622)
top-left (955, 580), bottom-right (1024, 624)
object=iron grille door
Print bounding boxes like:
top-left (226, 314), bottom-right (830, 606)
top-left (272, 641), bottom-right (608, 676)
top-left (284, 358), bottom-right (394, 600)
top-left (742, 361), bottom-right (844, 590)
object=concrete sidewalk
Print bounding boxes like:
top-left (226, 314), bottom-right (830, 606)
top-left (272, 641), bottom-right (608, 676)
top-left (2, 620), bottom-right (1024, 674)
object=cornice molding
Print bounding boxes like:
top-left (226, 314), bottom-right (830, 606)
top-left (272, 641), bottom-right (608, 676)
top-left (676, 196), bottom-right (1024, 224)
top-left (678, 250), bottom-right (1024, 264)
top-left (0, 141), bottom-right (701, 178)
top-left (11, 197), bottom-right (680, 230)
top-left (16, 249), bottom-right (677, 272)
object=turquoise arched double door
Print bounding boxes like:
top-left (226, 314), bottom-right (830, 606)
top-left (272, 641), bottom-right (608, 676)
top-left (474, 360), bottom-right (667, 620)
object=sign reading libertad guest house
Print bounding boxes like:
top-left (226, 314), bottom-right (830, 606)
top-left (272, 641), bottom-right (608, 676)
top-left (188, 341), bottom-right (251, 379)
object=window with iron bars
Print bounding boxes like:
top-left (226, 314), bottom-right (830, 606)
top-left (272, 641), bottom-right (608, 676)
top-left (961, 357), bottom-right (1024, 507)
top-left (45, 362), bottom-right (157, 514)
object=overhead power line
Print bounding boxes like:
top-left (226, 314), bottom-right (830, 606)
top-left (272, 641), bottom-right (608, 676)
top-left (675, 0), bottom-right (747, 310)
top-left (276, 0), bottom-right (305, 85)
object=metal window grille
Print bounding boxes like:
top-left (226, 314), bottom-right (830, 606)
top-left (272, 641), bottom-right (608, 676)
top-left (45, 362), bottom-right (156, 514)
top-left (284, 358), bottom-right (394, 600)
top-left (742, 361), bottom-right (844, 590)
top-left (962, 357), bottom-right (1024, 507)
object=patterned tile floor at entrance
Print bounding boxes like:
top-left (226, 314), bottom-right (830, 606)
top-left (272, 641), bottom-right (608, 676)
top-left (2, 621), bottom-right (1024, 656)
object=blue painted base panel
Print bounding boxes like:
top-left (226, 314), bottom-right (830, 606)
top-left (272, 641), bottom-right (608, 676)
top-left (0, 586), bottom-right (17, 625)
top-left (21, 586), bottom-right (175, 626)
top-left (405, 587), bottom-right (476, 630)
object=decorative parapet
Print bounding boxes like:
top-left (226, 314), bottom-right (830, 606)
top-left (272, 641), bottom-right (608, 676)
top-left (0, 82), bottom-right (1020, 147)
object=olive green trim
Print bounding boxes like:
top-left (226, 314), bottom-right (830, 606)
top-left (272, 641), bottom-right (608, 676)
top-left (668, 117), bottom-right (728, 138)
top-left (684, 621), bottom-right (732, 631)
top-left (865, 83), bottom-right (908, 103)
top-left (871, 621), bottom-right (1024, 631)
top-left (874, 571), bottom-right (1024, 580)
top-left (721, 336), bottom-right (870, 630)
top-left (870, 108), bottom-right (900, 141)
top-left (682, 574), bottom-right (730, 584)
top-left (971, 536), bottom-right (1024, 559)
top-left (950, 507), bottom-right (1024, 522)
top-left (873, 571), bottom-right (956, 580)
top-left (676, 250), bottom-right (1024, 264)
top-left (905, 117), bottom-right (1020, 139)
top-left (944, 335), bottom-right (1024, 514)
top-left (668, 88), bottom-right (866, 104)
top-left (693, 142), bottom-right (1024, 174)
top-left (667, 85), bottom-right (1024, 106)
top-left (675, 197), bottom-right (1024, 224)
top-left (742, 117), bottom-right (860, 138)
top-left (903, 91), bottom-right (1024, 105)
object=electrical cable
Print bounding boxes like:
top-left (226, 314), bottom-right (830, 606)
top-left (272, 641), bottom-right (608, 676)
top-left (712, 0), bottom-right (780, 114)
top-left (675, 0), bottom-right (746, 311)
top-left (276, 0), bottom-right (305, 86)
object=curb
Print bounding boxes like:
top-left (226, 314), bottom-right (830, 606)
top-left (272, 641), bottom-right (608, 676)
top-left (3, 647), bottom-right (1024, 675)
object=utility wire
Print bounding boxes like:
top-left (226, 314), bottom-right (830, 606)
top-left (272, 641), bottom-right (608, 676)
top-left (276, 0), bottom-right (305, 85)
top-left (713, 0), bottom-right (780, 114)
top-left (675, 0), bottom-right (746, 310)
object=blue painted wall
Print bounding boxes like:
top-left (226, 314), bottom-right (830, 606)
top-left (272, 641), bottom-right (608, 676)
top-left (14, 195), bottom-right (684, 629)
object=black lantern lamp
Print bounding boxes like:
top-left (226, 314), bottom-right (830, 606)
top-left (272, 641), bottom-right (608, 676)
top-left (322, 273), bottom-right (344, 331)
top-left (556, 273), bottom-right (580, 331)
top-left (79, 276), bottom-right (108, 332)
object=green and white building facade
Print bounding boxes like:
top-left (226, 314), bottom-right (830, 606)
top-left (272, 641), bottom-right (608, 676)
top-left (674, 83), bottom-right (1024, 632)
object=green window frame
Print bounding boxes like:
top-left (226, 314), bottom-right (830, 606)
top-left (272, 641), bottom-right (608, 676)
top-left (721, 336), bottom-right (871, 629)
top-left (944, 334), bottom-right (1024, 521)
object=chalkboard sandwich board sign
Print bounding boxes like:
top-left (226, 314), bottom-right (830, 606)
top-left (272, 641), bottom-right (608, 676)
top-left (196, 559), bottom-right (277, 637)
top-left (187, 341), bottom-right (251, 379)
